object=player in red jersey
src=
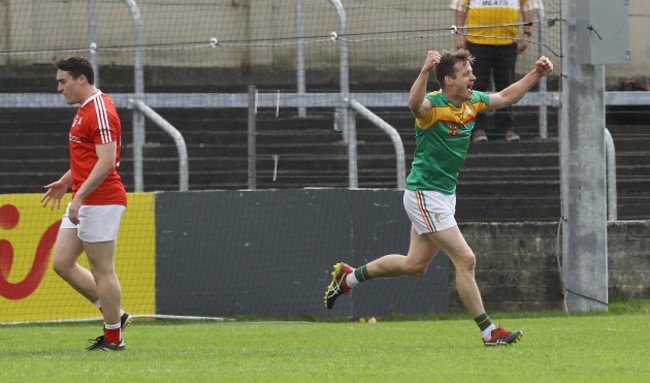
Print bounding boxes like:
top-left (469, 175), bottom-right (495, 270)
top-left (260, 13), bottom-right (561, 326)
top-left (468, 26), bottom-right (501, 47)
top-left (42, 57), bottom-right (131, 351)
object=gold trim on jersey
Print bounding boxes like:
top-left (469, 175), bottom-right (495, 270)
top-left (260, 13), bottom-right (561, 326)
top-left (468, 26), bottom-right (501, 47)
top-left (416, 100), bottom-right (488, 131)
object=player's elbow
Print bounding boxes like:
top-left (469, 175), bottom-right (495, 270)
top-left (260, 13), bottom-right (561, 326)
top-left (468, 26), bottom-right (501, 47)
top-left (490, 93), bottom-right (513, 110)
top-left (408, 102), bottom-right (426, 118)
top-left (407, 99), bottom-right (419, 113)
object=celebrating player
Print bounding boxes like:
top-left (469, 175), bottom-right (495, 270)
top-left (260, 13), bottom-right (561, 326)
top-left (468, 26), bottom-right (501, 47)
top-left (42, 57), bottom-right (131, 351)
top-left (324, 49), bottom-right (553, 346)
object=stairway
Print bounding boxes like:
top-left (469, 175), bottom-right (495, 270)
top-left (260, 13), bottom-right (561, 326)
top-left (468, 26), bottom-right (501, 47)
top-left (1, 103), bottom-right (649, 221)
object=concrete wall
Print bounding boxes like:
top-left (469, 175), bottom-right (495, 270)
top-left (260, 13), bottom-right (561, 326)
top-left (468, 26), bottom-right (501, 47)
top-left (1, 0), bottom-right (646, 78)
top-left (455, 221), bottom-right (650, 313)
top-left (153, 190), bottom-right (649, 317)
top-left (154, 189), bottom-right (449, 318)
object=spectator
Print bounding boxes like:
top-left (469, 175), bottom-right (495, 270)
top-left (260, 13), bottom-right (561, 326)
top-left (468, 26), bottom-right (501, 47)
top-left (452, 0), bottom-right (536, 142)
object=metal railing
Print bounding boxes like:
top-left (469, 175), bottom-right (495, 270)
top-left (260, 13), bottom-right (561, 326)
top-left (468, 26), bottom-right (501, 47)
top-left (604, 128), bottom-right (617, 221)
top-left (349, 99), bottom-right (406, 190)
top-left (129, 99), bottom-right (189, 192)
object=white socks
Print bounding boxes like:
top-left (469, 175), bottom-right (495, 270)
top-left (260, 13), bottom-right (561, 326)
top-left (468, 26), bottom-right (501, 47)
top-left (104, 322), bottom-right (121, 330)
top-left (345, 271), bottom-right (360, 288)
top-left (482, 323), bottom-right (496, 340)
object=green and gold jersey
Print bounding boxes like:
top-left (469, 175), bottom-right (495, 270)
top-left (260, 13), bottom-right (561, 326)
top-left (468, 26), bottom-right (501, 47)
top-left (405, 90), bottom-right (490, 194)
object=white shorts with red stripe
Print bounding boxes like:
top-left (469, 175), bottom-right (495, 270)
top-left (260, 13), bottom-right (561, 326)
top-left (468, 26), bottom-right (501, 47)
top-left (403, 189), bottom-right (457, 234)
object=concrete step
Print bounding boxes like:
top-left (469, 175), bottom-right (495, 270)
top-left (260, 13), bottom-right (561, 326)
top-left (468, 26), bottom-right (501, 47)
top-left (617, 194), bottom-right (650, 220)
top-left (615, 152), bottom-right (650, 166)
top-left (464, 153), bottom-right (559, 168)
top-left (0, 132), bottom-right (64, 146)
top-left (0, 146), bottom-right (68, 160)
top-left (460, 166), bottom-right (559, 181)
top-left (607, 124), bottom-right (650, 135)
top-left (456, 180), bottom-right (560, 197)
top-left (606, 107), bottom-right (650, 125)
top-left (139, 129), bottom-right (343, 146)
top-left (466, 140), bottom-right (560, 154)
top-left (455, 196), bottom-right (560, 222)
top-left (0, 158), bottom-right (69, 172)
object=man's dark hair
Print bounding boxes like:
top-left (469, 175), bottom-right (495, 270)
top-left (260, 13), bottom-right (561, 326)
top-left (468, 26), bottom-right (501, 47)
top-left (55, 57), bottom-right (95, 85)
top-left (435, 49), bottom-right (474, 87)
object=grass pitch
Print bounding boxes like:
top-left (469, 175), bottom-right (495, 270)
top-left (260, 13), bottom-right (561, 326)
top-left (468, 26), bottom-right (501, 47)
top-left (1, 300), bottom-right (649, 383)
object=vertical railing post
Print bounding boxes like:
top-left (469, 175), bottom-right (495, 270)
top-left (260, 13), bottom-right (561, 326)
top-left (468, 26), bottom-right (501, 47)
top-left (328, 0), bottom-right (357, 188)
top-left (122, 0), bottom-right (145, 192)
top-left (295, 0), bottom-right (307, 117)
top-left (88, 0), bottom-right (99, 87)
top-left (605, 129), bottom-right (617, 221)
top-left (536, 1), bottom-right (548, 139)
top-left (248, 85), bottom-right (257, 190)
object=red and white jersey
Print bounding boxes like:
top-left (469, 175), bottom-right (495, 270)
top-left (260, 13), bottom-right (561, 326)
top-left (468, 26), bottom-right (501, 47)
top-left (68, 90), bottom-right (127, 206)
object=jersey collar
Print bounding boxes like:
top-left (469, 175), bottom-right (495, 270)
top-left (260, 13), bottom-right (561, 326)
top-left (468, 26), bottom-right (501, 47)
top-left (80, 89), bottom-right (102, 107)
top-left (438, 90), bottom-right (462, 109)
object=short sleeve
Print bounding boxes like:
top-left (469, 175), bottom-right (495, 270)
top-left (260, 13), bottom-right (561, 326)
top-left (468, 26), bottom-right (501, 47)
top-left (88, 101), bottom-right (120, 145)
top-left (414, 93), bottom-right (441, 130)
top-left (473, 91), bottom-right (490, 113)
top-left (450, 0), bottom-right (469, 12)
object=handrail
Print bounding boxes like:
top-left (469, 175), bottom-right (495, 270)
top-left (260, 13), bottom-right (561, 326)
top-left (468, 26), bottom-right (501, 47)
top-left (11, 90), bottom-right (650, 109)
top-left (605, 128), bottom-right (617, 221)
top-left (129, 99), bottom-right (189, 191)
top-left (350, 99), bottom-right (406, 190)
top-left (0, 91), bottom-right (565, 109)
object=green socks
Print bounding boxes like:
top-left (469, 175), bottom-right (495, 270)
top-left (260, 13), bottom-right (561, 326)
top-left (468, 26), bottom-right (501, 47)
top-left (474, 313), bottom-right (493, 332)
top-left (354, 265), bottom-right (372, 282)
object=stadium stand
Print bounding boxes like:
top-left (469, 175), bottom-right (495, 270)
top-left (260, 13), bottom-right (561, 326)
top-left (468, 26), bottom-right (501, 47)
top-left (1, 68), bottom-right (648, 221)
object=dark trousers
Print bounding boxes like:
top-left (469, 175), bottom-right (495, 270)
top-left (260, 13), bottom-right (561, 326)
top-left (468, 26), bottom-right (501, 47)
top-left (467, 42), bottom-right (517, 137)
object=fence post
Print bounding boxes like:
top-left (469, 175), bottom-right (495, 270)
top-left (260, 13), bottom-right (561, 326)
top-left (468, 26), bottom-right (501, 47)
top-left (328, 0), bottom-right (357, 189)
top-left (536, 3), bottom-right (548, 139)
top-left (295, 0), bottom-right (306, 117)
top-left (560, 0), bottom-right (608, 314)
top-left (605, 128), bottom-right (617, 221)
top-left (248, 85), bottom-right (257, 190)
top-left (87, 0), bottom-right (99, 87)
top-left (122, 0), bottom-right (145, 192)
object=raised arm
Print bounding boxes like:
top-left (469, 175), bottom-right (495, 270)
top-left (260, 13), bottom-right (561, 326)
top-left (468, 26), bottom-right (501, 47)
top-left (488, 56), bottom-right (553, 110)
top-left (408, 50), bottom-right (440, 119)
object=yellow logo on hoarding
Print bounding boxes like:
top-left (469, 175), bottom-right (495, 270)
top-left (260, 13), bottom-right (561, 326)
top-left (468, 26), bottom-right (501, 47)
top-left (0, 193), bottom-right (156, 323)
top-left (0, 203), bottom-right (60, 300)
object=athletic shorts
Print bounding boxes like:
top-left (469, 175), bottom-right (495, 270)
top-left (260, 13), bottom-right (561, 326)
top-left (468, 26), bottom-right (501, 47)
top-left (60, 203), bottom-right (126, 243)
top-left (403, 189), bottom-right (457, 234)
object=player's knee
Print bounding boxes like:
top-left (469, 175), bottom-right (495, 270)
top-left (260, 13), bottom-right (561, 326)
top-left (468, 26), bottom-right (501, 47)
top-left (52, 257), bottom-right (70, 277)
top-left (404, 262), bottom-right (429, 277)
top-left (454, 251), bottom-right (476, 273)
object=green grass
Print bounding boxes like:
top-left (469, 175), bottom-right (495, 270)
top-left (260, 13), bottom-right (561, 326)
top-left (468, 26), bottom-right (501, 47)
top-left (1, 300), bottom-right (649, 383)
